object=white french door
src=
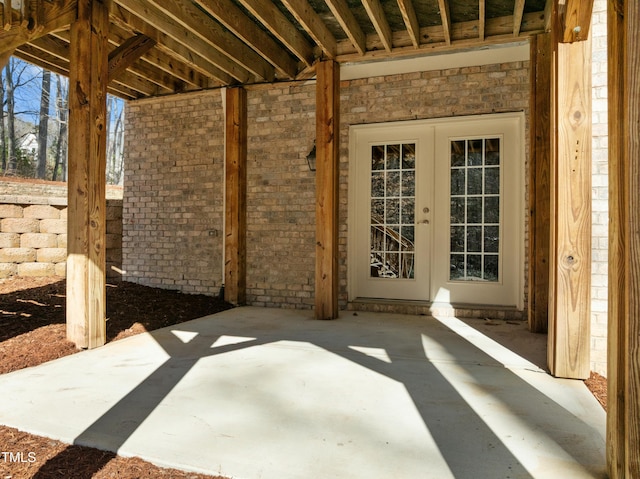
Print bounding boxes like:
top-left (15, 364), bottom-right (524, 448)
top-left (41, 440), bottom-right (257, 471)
top-left (350, 123), bottom-right (434, 301)
top-left (349, 113), bottom-right (524, 308)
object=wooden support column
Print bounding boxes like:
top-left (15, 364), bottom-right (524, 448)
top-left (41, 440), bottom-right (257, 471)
top-left (607, 1), bottom-right (640, 477)
top-left (315, 60), bottom-right (339, 320)
top-left (224, 87), bottom-right (247, 305)
top-left (66, 0), bottom-right (110, 349)
top-left (547, 3), bottom-right (592, 379)
top-left (528, 33), bottom-right (551, 334)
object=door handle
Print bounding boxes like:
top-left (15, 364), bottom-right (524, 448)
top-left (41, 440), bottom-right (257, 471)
top-left (416, 219), bottom-right (430, 224)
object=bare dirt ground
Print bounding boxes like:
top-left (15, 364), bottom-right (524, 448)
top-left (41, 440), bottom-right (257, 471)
top-left (0, 276), bottom-right (608, 478)
top-left (0, 277), bottom-right (231, 479)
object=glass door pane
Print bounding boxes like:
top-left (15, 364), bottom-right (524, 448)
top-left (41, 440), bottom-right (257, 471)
top-left (370, 143), bottom-right (416, 279)
top-left (449, 138), bottom-right (500, 282)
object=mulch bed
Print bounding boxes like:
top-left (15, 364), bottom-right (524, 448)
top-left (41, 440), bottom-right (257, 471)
top-left (0, 277), bottom-right (232, 479)
top-left (0, 276), bottom-right (609, 478)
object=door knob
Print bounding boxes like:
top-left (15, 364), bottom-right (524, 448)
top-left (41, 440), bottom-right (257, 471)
top-left (417, 219), bottom-right (430, 224)
top-left (423, 207), bottom-right (430, 213)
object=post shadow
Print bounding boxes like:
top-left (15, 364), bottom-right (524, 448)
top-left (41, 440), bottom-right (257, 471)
top-left (35, 310), bottom-right (604, 478)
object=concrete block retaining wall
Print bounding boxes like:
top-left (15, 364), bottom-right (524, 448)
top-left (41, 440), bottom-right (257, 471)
top-left (0, 181), bottom-right (123, 278)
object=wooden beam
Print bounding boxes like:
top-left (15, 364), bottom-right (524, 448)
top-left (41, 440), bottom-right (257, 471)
top-left (437, 0), bottom-right (452, 45)
top-left (193, 0), bottom-right (298, 79)
top-left (108, 33), bottom-right (156, 81)
top-left (513, 0), bottom-right (525, 36)
top-left (110, 3), bottom-right (234, 85)
top-left (607, 1), bottom-right (640, 477)
top-left (547, 3), bottom-right (591, 379)
top-left (324, 0), bottom-right (366, 55)
top-left (235, 0), bottom-right (315, 66)
top-left (224, 87), bottom-right (247, 306)
top-left (561, 0), bottom-right (594, 43)
top-left (315, 60), bottom-right (339, 320)
top-left (528, 33), bottom-right (551, 334)
top-left (145, 0), bottom-right (274, 81)
top-left (479, 0), bottom-right (485, 40)
top-left (396, 0), bottom-right (420, 48)
top-left (67, 0), bottom-right (110, 349)
top-left (113, 0), bottom-right (250, 83)
top-left (0, 0), bottom-right (76, 53)
top-left (280, 0), bottom-right (337, 59)
top-left (361, 0), bottom-right (393, 52)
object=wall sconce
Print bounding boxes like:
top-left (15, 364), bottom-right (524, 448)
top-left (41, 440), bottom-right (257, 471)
top-left (306, 142), bottom-right (316, 172)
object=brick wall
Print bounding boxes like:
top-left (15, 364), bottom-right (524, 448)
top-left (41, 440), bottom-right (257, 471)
top-left (123, 60), bottom-right (530, 311)
top-left (123, 93), bottom-right (224, 293)
top-left (0, 196), bottom-right (122, 278)
top-left (590, 0), bottom-right (608, 376)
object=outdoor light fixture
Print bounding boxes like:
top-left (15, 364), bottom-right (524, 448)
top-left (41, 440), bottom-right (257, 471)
top-left (306, 142), bottom-right (317, 172)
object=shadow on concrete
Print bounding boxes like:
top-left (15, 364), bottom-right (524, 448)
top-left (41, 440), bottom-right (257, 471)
top-left (38, 309), bottom-right (605, 479)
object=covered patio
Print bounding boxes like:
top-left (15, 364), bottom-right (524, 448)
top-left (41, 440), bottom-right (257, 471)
top-left (0, 307), bottom-right (606, 478)
top-left (0, 0), bottom-right (638, 477)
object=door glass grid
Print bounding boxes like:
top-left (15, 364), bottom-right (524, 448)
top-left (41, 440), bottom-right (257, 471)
top-left (449, 138), bottom-right (500, 282)
top-left (370, 143), bottom-right (416, 279)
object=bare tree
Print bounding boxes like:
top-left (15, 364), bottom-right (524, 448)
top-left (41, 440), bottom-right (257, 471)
top-left (4, 62), bottom-right (17, 172)
top-left (106, 96), bottom-right (125, 185)
top-left (52, 74), bottom-right (68, 182)
top-left (36, 69), bottom-right (51, 179)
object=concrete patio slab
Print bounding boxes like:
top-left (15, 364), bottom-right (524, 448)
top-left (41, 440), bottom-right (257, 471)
top-left (0, 307), bottom-right (606, 479)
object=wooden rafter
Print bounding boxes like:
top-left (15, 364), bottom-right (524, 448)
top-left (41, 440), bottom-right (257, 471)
top-left (324, 0), bottom-right (366, 55)
top-left (0, 0), bottom-right (552, 98)
top-left (144, 0), bottom-right (274, 81)
top-left (108, 34), bottom-right (156, 81)
top-left (396, 0), bottom-right (420, 48)
top-left (513, 0), bottom-right (525, 36)
top-left (109, 4), bottom-right (232, 86)
top-left (114, 0), bottom-right (253, 83)
top-left (361, 0), bottom-right (393, 52)
top-left (235, 0), bottom-right (314, 66)
top-left (437, 0), bottom-right (452, 45)
top-left (193, 0), bottom-right (297, 78)
top-left (108, 23), bottom-right (208, 90)
top-left (279, 0), bottom-right (337, 59)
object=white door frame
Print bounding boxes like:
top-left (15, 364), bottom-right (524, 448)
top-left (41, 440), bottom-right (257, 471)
top-left (348, 112), bottom-right (525, 309)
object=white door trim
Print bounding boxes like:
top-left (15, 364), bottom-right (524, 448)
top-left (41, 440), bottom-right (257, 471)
top-left (348, 112), bottom-right (525, 309)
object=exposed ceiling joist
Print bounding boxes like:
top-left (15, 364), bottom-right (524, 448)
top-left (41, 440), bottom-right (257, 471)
top-left (193, 0), bottom-right (297, 78)
top-left (234, 0), bottom-right (315, 66)
top-left (279, 0), bottom-right (337, 59)
top-left (361, 0), bottom-right (393, 52)
top-left (0, 0), bottom-right (550, 99)
top-left (437, 0), bottom-right (452, 45)
top-left (396, 0), bottom-right (420, 49)
top-left (324, 0), bottom-right (366, 55)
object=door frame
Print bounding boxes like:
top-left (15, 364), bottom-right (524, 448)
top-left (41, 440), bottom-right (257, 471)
top-left (348, 112), bottom-right (525, 309)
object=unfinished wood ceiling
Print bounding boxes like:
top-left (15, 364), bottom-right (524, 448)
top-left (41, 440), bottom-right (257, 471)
top-left (0, 0), bottom-right (549, 99)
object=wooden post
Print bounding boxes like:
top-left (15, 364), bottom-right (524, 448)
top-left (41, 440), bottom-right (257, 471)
top-left (315, 60), bottom-right (339, 320)
top-left (547, 3), bottom-right (592, 379)
top-left (224, 87), bottom-right (247, 305)
top-left (607, 1), bottom-right (640, 477)
top-left (66, 0), bottom-right (110, 349)
top-left (528, 33), bottom-right (551, 334)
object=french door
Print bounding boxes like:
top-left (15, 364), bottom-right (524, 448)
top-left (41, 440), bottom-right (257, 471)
top-left (349, 113), bottom-right (524, 308)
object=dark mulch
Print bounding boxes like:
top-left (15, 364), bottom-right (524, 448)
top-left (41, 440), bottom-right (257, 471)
top-left (0, 276), bottom-right (232, 479)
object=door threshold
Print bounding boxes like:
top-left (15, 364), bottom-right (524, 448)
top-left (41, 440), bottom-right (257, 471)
top-left (348, 298), bottom-right (524, 320)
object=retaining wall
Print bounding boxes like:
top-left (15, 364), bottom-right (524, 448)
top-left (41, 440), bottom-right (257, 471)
top-left (0, 181), bottom-right (123, 278)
